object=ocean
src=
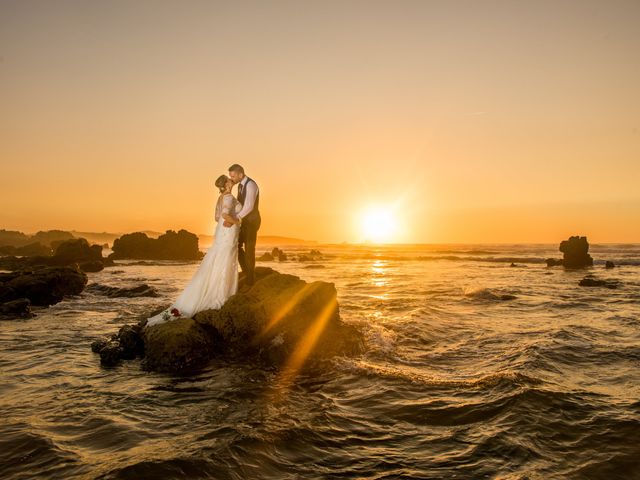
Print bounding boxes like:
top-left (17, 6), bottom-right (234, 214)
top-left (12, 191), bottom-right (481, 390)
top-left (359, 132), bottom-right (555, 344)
top-left (1, 243), bottom-right (639, 479)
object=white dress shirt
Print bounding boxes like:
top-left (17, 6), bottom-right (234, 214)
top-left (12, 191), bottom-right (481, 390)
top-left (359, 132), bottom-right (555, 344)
top-left (236, 176), bottom-right (259, 220)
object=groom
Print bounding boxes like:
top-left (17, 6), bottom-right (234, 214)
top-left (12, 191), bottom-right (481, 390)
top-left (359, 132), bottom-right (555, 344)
top-left (226, 164), bottom-right (261, 286)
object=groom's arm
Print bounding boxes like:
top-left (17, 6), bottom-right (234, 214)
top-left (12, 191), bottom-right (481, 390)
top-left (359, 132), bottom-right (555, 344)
top-left (235, 181), bottom-right (258, 220)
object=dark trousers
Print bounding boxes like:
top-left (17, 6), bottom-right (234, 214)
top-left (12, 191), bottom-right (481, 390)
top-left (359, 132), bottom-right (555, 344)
top-left (238, 219), bottom-right (259, 285)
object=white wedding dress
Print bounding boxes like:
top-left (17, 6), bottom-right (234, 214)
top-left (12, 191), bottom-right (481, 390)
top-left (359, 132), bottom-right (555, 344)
top-left (146, 194), bottom-right (241, 327)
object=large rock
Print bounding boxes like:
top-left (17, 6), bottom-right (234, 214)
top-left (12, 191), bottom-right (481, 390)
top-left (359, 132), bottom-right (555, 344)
top-left (560, 235), bottom-right (593, 268)
top-left (92, 268), bottom-right (364, 373)
top-left (108, 229), bottom-right (202, 261)
top-left (546, 235), bottom-right (594, 268)
top-left (193, 267), bottom-right (362, 366)
top-left (0, 266), bottom-right (88, 306)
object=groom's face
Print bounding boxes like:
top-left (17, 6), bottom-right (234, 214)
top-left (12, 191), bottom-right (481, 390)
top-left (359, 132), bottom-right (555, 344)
top-left (229, 171), bottom-right (243, 184)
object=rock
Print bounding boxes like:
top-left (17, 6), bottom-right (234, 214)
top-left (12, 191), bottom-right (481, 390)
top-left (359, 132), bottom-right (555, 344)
top-left (0, 298), bottom-right (34, 320)
top-left (109, 230), bottom-right (202, 261)
top-left (0, 229), bottom-right (31, 248)
top-left (118, 324), bottom-right (145, 359)
top-left (0, 237), bottom-right (113, 272)
top-left (559, 235), bottom-right (593, 268)
top-left (91, 338), bottom-right (109, 353)
top-left (86, 283), bottom-right (159, 298)
top-left (78, 261), bottom-right (105, 273)
top-left (53, 238), bottom-right (102, 263)
top-left (298, 249), bottom-right (323, 262)
top-left (605, 261), bottom-right (615, 269)
top-left (0, 266), bottom-right (88, 306)
top-left (257, 252), bottom-right (274, 261)
top-left (31, 230), bottom-right (75, 247)
top-left (546, 258), bottom-right (563, 267)
top-left (578, 276), bottom-right (619, 289)
top-left (141, 317), bottom-right (216, 373)
top-left (271, 247), bottom-right (287, 261)
top-left (194, 267), bottom-right (364, 367)
top-left (92, 268), bottom-right (364, 374)
top-left (304, 264), bottom-right (326, 269)
top-left (99, 340), bottom-right (124, 367)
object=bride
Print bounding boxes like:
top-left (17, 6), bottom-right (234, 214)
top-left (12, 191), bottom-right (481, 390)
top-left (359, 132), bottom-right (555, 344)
top-left (146, 174), bottom-right (242, 327)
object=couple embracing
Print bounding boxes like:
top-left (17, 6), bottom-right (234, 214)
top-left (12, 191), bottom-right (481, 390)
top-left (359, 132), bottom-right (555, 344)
top-left (147, 164), bottom-right (260, 326)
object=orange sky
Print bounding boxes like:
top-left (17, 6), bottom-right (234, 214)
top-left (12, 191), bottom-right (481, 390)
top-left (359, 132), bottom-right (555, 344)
top-left (1, 1), bottom-right (639, 243)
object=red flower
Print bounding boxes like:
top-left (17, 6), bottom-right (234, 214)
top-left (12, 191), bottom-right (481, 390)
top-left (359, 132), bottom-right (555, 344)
top-left (170, 308), bottom-right (181, 317)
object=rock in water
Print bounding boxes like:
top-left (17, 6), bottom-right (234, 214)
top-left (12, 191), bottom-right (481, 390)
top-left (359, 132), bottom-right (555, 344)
top-left (0, 298), bottom-right (34, 320)
top-left (193, 267), bottom-right (363, 367)
top-left (141, 318), bottom-right (216, 372)
top-left (109, 229), bottom-right (202, 260)
top-left (559, 236), bottom-right (593, 268)
top-left (94, 267), bottom-right (364, 374)
top-left (0, 266), bottom-right (87, 306)
top-left (578, 276), bottom-right (619, 289)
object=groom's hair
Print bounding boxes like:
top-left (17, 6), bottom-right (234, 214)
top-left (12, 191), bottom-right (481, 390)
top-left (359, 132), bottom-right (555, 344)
top-left (228, 164), bottom-right (244, 174)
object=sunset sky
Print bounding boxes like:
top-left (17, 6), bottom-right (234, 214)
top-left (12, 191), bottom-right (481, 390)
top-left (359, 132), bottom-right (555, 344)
top-left (1, 0), bottom-right (639, 243)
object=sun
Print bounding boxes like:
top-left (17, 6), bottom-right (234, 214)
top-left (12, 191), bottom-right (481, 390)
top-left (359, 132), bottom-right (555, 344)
top-left (360, 206), bottom-right (398, 243)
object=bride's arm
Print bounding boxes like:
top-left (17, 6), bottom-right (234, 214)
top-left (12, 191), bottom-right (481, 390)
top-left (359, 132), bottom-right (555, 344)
top-left (214, 196), bottom-right (222, 222)
top-left (221, 194), bottom-right (240, 225)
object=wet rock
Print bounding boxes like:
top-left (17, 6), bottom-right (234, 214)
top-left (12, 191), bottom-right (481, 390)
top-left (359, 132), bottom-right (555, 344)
top-left (257, 252), bottom-right (274, 261)
top-left (93, 268), bottom-right (364, 374)
top-left (0, 238), bottom-right (113, 272)
top-left (578, 276), bottom-right (619, 289)
top-left (0, 298), bottom-right (34, 320)
top-left (194, 267), bottom-right (364, 367)
top-left (141, 317), bottom-right (216, 373)
top-left (99, 340), bottom-right (124, 367)
top-left (91, 338), bottom-right (109, 353)
top-left (559, 236), bottom-right (593, 268)
top-left (118, 324), bottom-right (145, 359)
top-left (79, 261), bottom-right (105, 273)
top-left (0, 266), bottom-right (87, 306)
top-left (546, 258), bottom-right (563, 267)
top-left (304, 264), bottom-right (326, 269)
top-left (605, 261), bottom-right (615, 269)
top-left (86, 283), bottom-right (159, 298)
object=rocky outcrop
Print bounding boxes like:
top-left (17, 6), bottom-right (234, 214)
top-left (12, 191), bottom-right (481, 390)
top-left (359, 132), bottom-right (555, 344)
top-left (91, 324), bottom-right (146, 366)
top-left (109, 230), bottom-right (202, 261)
top-left (0, 238), bottom-right (113, 273)
top-left (258, 247), bottom-right (287, 262)
top-left (297, 249), bottom-right (323, 262)
top-left (546, 235), bottom-right (594, 268)
top-left (92, 267), bottom-right (364, 372)
top-left (0, 298), bottom-right (34, 320)
top-left (560, 236), bottom-right (594, 268)
top-left (86, 283), bottom-right (159, 298)
top-left (578, 276), bottom-right (619, 289)
top-left (0, 266), bottom-right (88, 308)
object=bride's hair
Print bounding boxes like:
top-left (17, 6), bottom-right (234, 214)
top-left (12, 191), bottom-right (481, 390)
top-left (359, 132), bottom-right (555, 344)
top-left (215, 175), bottom-right (229, 193)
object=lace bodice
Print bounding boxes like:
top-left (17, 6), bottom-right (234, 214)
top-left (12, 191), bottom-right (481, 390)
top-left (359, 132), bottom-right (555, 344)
top-left (215, 193), bottom-right (241, 222)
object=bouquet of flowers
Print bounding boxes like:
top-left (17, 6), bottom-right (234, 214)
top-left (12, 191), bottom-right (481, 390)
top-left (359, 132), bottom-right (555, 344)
top-left (161, 308), bottom-right (182, 321)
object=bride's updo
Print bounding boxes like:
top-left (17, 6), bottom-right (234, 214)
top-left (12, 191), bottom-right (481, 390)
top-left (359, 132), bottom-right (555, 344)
top-left (215, 175), bottom-right (229, 193)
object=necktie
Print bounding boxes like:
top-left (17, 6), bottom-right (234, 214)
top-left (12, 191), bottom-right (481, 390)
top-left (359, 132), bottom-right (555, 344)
top-left (238, 182), bottom-right (243, 200)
